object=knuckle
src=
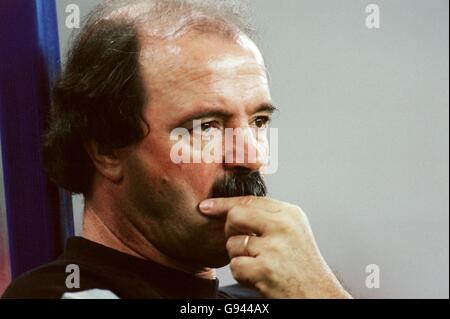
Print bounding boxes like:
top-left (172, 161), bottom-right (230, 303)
top-left (287, 204), bottom-right (308, 222)
top-left (252, 259), bottom-right (264, 275)
top-left (266, 239), bottom-right (281, 254)
top-left (274, 217), bottom-right (292, 234)
top-left (225, 238), bottom-right (234, 251)
top-left (291, 204), bottom-right (305, 216)
top-left (229, 258), bottom-right (238, 270)
top-left (228, 207), bottom-right (241, 223)
top-left (226, 236), bottom-right (239, 252)
top-left (229, 259), bottom-right (243, 279)
top-left (280, 223), bottom-right (291, 234)
top-left (241, 196), bottom-right (257, 206)
top-left (255, 281), bottom-right (268, 295)
top-left (258, 259), bottom-right (274, 279)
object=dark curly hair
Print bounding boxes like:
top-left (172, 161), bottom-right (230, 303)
top-left (43, 0), bottom-right (254, 195)
top-left (43, 18), bottom-right (147, 195)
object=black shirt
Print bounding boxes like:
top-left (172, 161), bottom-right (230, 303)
top-left (2, 237), bottom-right (260, 299)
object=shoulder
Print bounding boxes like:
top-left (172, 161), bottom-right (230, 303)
top-left (2, 261), bottom-right (69, 298)
top-left (2, 260), bottom-right (109, 299)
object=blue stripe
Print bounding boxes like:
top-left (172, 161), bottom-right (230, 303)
top-left (0, 0), bottom-right (74, 278)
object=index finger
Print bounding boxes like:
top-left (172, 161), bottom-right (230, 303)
top-left (199, 196), bottom-right (284, 216)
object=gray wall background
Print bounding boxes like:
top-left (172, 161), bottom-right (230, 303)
top-left (56, 0), bottom-right (449, 298)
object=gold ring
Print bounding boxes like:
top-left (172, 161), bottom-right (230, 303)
top-left (243, 235), bottom-right (251, 256)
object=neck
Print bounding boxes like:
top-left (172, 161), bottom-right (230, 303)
top-left (82, 201), bottom-right (216, 281)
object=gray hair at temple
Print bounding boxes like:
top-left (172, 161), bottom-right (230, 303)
top-left (43, 0), bottom-right (257, 195)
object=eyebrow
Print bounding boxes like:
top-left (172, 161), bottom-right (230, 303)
top-left (253, 103), bottom-right (278, 115)
top-left (176, 102), bottom-right (278, 127)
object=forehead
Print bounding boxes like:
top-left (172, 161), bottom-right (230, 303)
top-left (139, 32), bottom-right (271, 120)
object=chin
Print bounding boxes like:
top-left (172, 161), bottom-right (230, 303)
top-left (179, 244), bottom-right (229, 269)
top-left (179, 215), bottom-right (230, 267)
top-left (206, 247), bottom-right (231, 268)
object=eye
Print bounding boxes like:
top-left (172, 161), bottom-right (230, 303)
top-left (252, 116), bottom-right (271, 129)
top-left (201, 122), bottom-right (214, 132)
top-left (190, 120), bottom-right (222, 134)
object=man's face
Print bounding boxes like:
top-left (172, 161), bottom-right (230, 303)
top-left (122, 32), bottom-right (273, 268)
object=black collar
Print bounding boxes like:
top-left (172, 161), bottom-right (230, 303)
top-left (61, 237), bottom-right (220, 299)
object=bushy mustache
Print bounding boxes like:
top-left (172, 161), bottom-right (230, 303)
top-left (211, 169), bottom-right (267, 198)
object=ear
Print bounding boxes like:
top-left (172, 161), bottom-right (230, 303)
top-left (84, 141), bottom-right (124, 183)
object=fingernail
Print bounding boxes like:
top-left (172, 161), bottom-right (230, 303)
top-left (199, 200), bottom-right (214, 211)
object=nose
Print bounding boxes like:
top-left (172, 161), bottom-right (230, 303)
top-left (223, 126), bottom-right (267, 172)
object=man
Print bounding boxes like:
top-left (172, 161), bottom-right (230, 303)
top-left (3, 0), bottom-right (351, 299)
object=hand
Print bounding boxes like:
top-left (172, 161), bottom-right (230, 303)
top-left (199, 196), bottom-right (352, 299)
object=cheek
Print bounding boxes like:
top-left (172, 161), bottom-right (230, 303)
top-left (175, 163), bottom-right (220, 198)
top-left (143, 132), bottom-right (220, 197)
top-left (256, 133), bottom-right (270, 163)
top-left (143, 139), bottom-right (173, 173)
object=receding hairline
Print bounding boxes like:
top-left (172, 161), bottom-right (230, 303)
top-left (96, 1), bottom-right (264, 89)
top-left (83, 0), bottom-right (257, 42)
